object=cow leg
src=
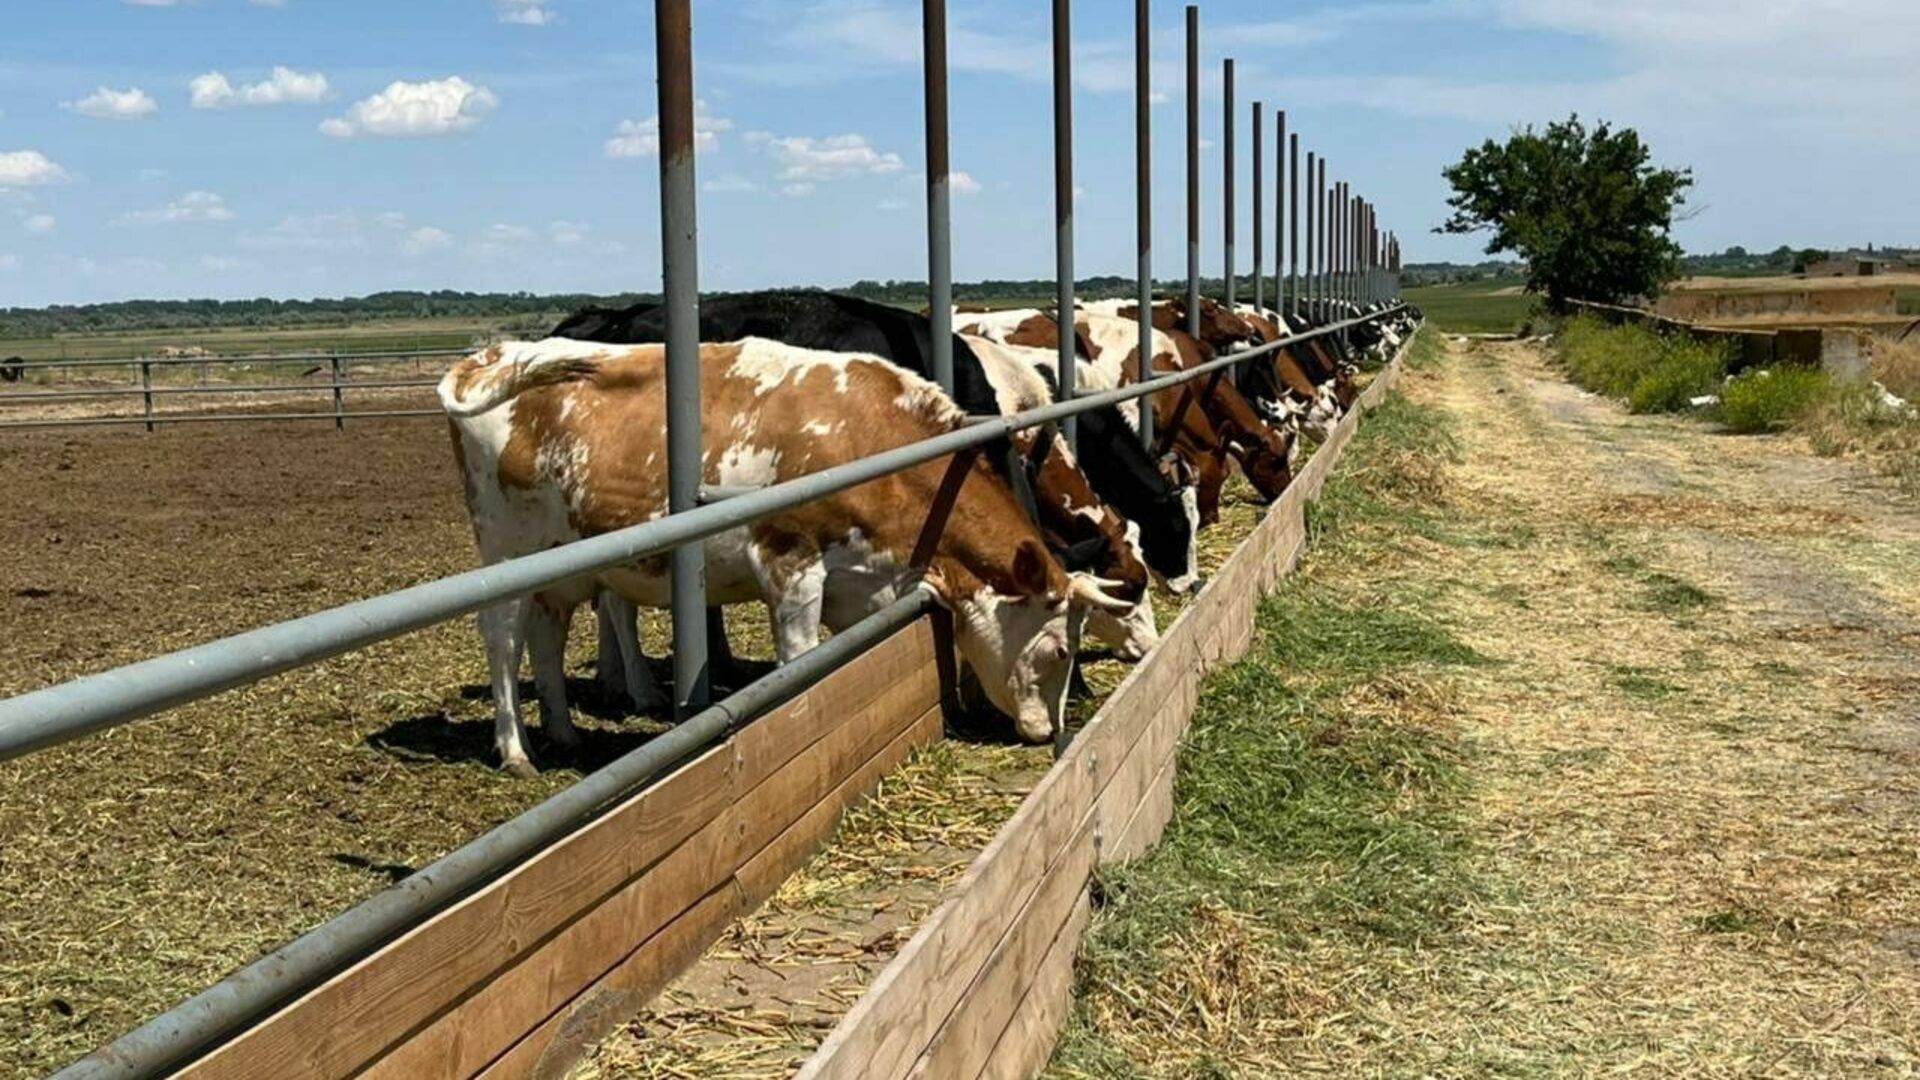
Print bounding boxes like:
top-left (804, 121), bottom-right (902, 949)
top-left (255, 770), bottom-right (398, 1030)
top-left (602, 591), bottom-right (669, 713)
top-left (479, 599), bottom-right (538, 779)
top-left (595, 592), bottom-right (630, 701)
top-left (525, 596), bottom-right (581, 754)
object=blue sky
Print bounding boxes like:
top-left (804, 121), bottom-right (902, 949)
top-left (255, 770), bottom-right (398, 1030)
top-left (2, 0), bottom-right (1915, 306)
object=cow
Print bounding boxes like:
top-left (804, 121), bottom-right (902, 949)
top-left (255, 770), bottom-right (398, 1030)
top-left (0, 357), bottom-right (23, 383)
top-left (440, 337), bottom-right (1137, 775)
top-left (552, 292), bottom-right (1200, 592)
top-left (959, 309), bottom-right (1294, 521)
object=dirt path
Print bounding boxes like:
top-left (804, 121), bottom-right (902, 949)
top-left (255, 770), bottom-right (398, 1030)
top-left (1398, 337), bottom-right (1920, 1074)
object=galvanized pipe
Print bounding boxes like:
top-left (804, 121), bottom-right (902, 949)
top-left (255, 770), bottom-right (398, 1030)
top-left (1304, 151), bottom-right (1317, 323)
top-left (1288, 131), bottom-right (1299, 321)
top-left (1221, 59), bottom-right (1235, 312)
top-left (0, 306), bottom-right (1404, 764)
top-left (1184, 4), bottom-right (1200, 339)
top-left (0, 349), bottom-right (470, 373)
top-left (47, 589), bottom-right (936, 1080)
top-left (1053, 0), bottom-right (1076, 450)
top-left (1251, 101), bottom-right (1263, 314)
top-left (923, 0), bottom-right (954, 396)
top-left (1134, 0), bottom-right (1154, 451)
top-left (0, 409), bottom-right (441, 432)
top-left (657, 0), bottom-right (710, 718)
top-left (1275, 109), bottom-right (1286, 316)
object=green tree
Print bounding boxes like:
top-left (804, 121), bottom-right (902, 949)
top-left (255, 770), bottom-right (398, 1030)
top-left (1438, 115), bottom-right (1693, 308)
top-left (1791, 248), bottom-right (1831, 274)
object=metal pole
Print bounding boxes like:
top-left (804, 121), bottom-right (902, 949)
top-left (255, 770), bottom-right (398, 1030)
top-left (1135, 0), bottom-right (1154, 451)
top-left (1221, 59), bottom-right (1234, 312)
top-left (657, 0), bottom-right (709, 717)
top-left (1304, 151), bottom-right (1316, 324)
top-left (1184, 5), bottom-right (1200, 338)
top-left (1317, 159), bottom-right (1328, 324)
top-left (924, 0), bottom-right (953, 396)
top-left (1251, 101), bottom-right (1263, 314)
top-left (329, 353), bottom-right (345, 430)
top-left (1053, 0), bottom-right (1076, 449)
top-left (1288, 131), bottom-right (1299, 322)
top-left (139, 361), bottom-right (154, 433)
top-left (1275, 110), bottom-right (1286, 317)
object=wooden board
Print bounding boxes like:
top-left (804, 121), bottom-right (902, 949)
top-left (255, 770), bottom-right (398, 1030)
top-left (794, 340), bottom-right (1417, 1080)
top-left (177, 617), bottom-right (943, 1080)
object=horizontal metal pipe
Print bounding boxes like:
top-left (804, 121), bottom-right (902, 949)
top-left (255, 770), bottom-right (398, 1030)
top-left (0, 379), bottom-right (441, 404)
top-left (4, 349), bottom-right (471, 372)
top-left (0, 409), bottom-right (442, 432)
top-left (0, 304), bottom-right (1404, 763)
top-left (48, 589), bottom-right (936, 1080)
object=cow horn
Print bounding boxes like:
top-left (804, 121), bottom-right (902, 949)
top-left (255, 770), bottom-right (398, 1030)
top-left (1068, 573), bottom-right (1137, 614)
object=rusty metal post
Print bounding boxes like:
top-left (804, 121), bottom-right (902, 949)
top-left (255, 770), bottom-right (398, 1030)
top-left (1184, 5), bottom-right (1200, 339)
top-left (1053, 0), bottom-right (1076, 449)
top-left (657, 0), bottom-right (709, 716)
top-left (140, 360), bottom-right (155, 433)
top-left (1135, 0), bottom-right (1154, 451)
top-left (1251, 101), bottom-right (1263, 314)
top-left (924, 0), bottom-right (953, 395)
top-left (1222, 59), bottom-right (1234, 312)
top-left (330, 353), bottom-right (345, 429)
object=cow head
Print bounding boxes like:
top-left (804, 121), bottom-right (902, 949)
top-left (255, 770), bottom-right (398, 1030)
top-left (1233, 424), bottom-right (1296, 502)
top-left (949, 539), bottom-right (1134, 743)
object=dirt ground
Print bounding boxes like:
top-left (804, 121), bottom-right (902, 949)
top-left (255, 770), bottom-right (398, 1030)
top-left (1276, 336), bottom-right (1920, 1075)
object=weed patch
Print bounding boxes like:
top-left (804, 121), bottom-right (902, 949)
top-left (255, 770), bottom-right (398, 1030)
top-left (1553, 315), bottom-right (1730, 413)
top-left (1719, 367), bottom-right (1832, 433)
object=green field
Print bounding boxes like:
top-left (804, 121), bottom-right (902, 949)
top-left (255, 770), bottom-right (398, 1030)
top-left (0, 318), bottom-right (529, 363)
top-left (1403, 280), bottom-right (1535, 334)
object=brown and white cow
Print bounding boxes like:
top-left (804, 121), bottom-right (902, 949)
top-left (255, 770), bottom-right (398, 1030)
top-left (440, 337), bottom-right (1134, 774)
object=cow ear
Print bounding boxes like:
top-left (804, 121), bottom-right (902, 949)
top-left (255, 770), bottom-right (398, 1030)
top-left (1010, 538), bottom-right (1053, 597)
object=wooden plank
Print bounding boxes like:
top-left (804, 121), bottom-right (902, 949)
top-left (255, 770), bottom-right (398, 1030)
top-left (973, 891), bottom-right (1093, 1080)
top-left (185, 618), bottom-right (935, 1080)
top-left (474, 703), bottom-right (945, 1080)
top-left (905, 833), bottom-right (1094, 1080)
top-left (366, 649), bottom-right (939, 1080)
top-left (1107, 736), bottom-right (1180, 865)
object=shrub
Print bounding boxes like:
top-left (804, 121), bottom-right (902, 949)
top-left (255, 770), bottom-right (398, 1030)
top-left (1554, 314), bottom-right (1728, 413)
top-left (1718, 368), bottom-right (1832, 433)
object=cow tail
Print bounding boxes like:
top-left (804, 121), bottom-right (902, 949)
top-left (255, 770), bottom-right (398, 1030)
top-left (437, 352), bottom-right (600, 417)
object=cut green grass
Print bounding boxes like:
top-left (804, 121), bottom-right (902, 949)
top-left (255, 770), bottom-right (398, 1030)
top-left (1048, 371), bottom-right (1486, 1078)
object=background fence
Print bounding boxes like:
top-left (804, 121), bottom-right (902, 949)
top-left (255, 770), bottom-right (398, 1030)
top-left (4, 2), bottom-right (1407, 1078)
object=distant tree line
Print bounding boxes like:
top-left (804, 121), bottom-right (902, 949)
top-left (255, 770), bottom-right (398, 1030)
top-left (3, 277), bottom-right (1300, 338)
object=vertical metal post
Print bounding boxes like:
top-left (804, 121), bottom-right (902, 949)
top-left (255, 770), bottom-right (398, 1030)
top-left (140, 360), bottom-right (155, 433)
top-left (657, 0), bottom-right (709, 717)
top-left (1135, 0), bottom-right (1154, 452)
top-left (1251, 101), bottom-right (1263, 314)
top-left (1275, 110), bottom-right (1286, 317)
top-left (1053, 0), bottom-right (1076, 449)
top-left (1317, 160), bottom-right (1328, 323)
top-left (1288, 132), bottom-right (1299, 322)
top-left (1184, 5), bottom-right (1200, 339)
top-left (1304, 151), bottom-right (1316, 324)
top-left (924, 0), bottom-right (953, 396)
top-left (1221, 59), bottom-right (1234, 312)
top-left (330, 352), bottom-right (346, 429)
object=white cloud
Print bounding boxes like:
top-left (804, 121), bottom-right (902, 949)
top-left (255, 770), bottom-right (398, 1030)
top-left (240, 210), bottom-right (373, 251)
top-left (606, 100), bottom-right (732, 158)
top-left (191, 67), bottom-right (330, 109)
top-left (482, 223), bottom-right (535, 244)
top-left (124, 191), bottom-right (236, 225)
top-left (950, 170), bottom-right (982, 196)
top-left (320, 77), bottom-right (496, 138)
top-left (547, 220), bottom-right (588, 244)
top-left (67, 86), bottom-right (159, 120)
top-left (23, 214), bottom-right (54, 235)
top-left (703, 173), bottom-right (758, 193)
top-left (0, 151), bottom-right (69, 188)
top-left (764, 134), bottom-right (904, 181)
top-left (782, 182), bottom-right (817, 198)
top-left (401, 226), bottom-right (452, 256)
top-left (497, 0), bottom-right (556, 25)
